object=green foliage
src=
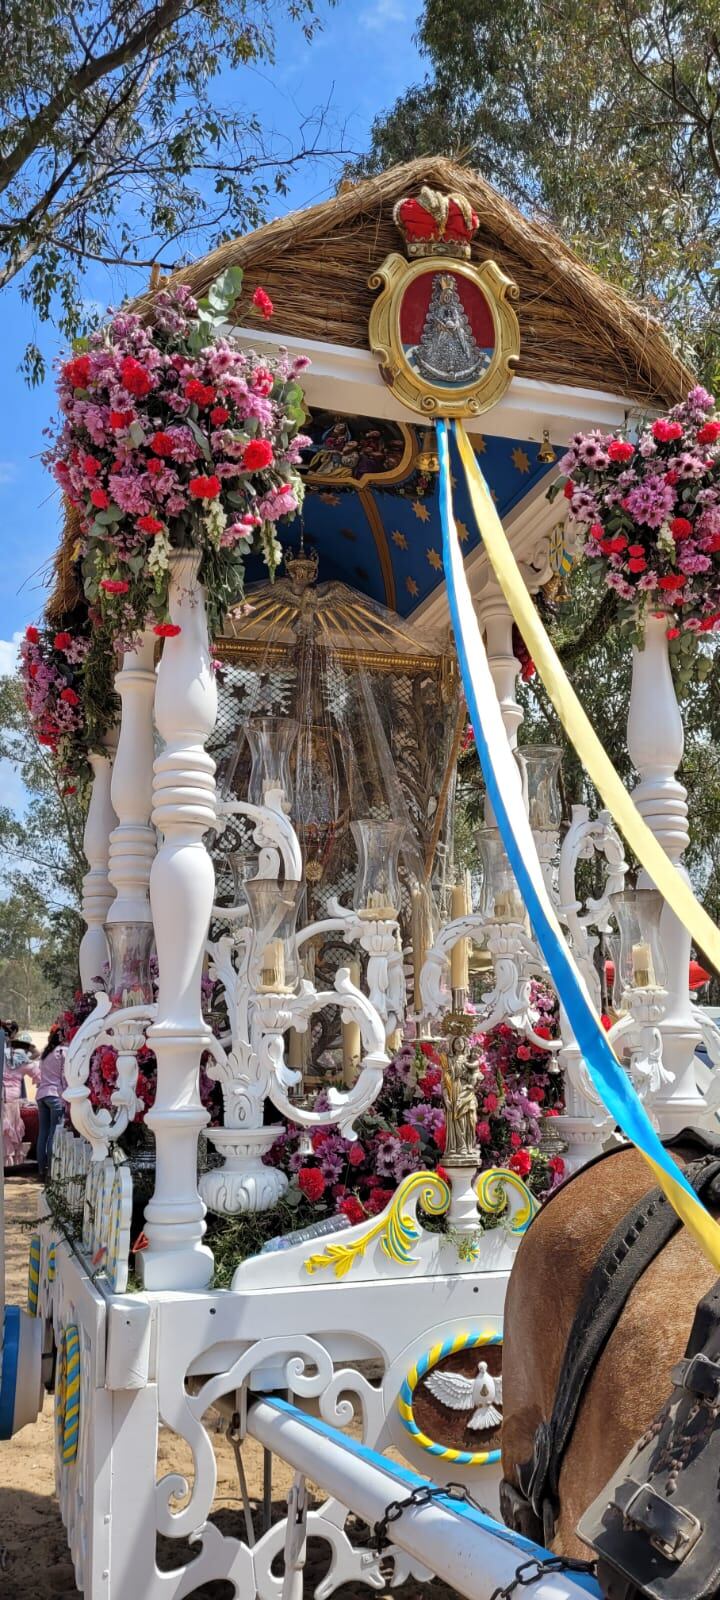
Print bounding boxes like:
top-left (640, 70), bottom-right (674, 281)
top-left (357, 0), bottom-right (720, 378)
top-left (0, 672), bottom-right (86, 1024)
top-left (0, 0), bottom-right (338, 378)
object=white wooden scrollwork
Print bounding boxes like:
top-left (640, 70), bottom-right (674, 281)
top-left (557, 804), bottom-right (627, 1003)
top-left (251, 966), bottom-right (388, 1137)
top-left (420, 913), bottom-right (560, 1051)
top-left (63, 992), bottom-right (155, 1159)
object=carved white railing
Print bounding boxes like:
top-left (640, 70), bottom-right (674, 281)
top-left (78, 743), bottom-right (117, 991)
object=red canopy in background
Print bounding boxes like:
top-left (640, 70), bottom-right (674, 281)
top-left (604, 958), bottom-right (711, 992)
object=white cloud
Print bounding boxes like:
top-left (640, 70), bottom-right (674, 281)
top-left (362, 0), bottom-right (412, 28)
top-left (0, 461), bottom-right (17, 487)
top-left (0, 632), bottom-right (23, 675)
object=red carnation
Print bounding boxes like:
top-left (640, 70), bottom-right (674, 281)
top-left (60, 687), bottom-right (79, 705)
top-left (706, 534), bottom-right (720, 552)
top-left (436, 1166), bottom-right (450, 1185)
top-left (120, 356), bottom-right (153, 397)
top-left (666, 627), bottom-right (681, 640)
top-left (669, 516), bottom-right (693, 541)
top-left (137, 514), bottom-right (165, 535)
top-left (252, 286), bottom-right (274, 320)
top-left (628, 544), bottom-right (645, 556)
top-left (242, 438), bottom-right (274, 472)
top-left (605, 535), bottom-right (628, 553)
top-left (100, 578), bottom-right (129, 594)
top-left (367, 1186), bottom-right (395, 1216)
top-left (53, 631), bottom-right (72, 650)
top-left (209, 406), bottom-right (230, 426)
top-left (697, 421), bottom-right (720, 445)
top-left (509, 1149), bottom-right (532, 1178)
top-left (628, 558), bottom-right (647, 573)
top-left (340, 1196), bottom-right (365, 1226)
top-left (658, 574), bottom-right (687, 590)
top-left (549, 1156), bottom-right (565, 1177)
top-left (184, 379), bottom-right (216, 407)
top-left (25, 625), bottom-right (39, 643)
top-left (109, 409), bottom-right (133, 430)
top-left (150, 431), bottom-right (175, 456)
top-left (153, 623), bottom-right (182, 638)
top-left (189, 473), bottom-right (221, 499)
top-left (397, 1123), bottom-right (421, 1144)
top-left (298, 1166), bottom-right (325, 1202)
top-left (652, 418), bottom-right (683, 443)
top-left (607, 439), bottom-right (634, 462)
top-left (348, 1142), bottom-right (365, 1167)
top-left (63, 354), bottom-right (91, 390)
top-left (562, 480), bottom-right (574, 499)
top-left (485, 1092), bottom-right (499, 1112)
top-left (665, 469), bottom-right (680, 485)
top-left (83, 454), bottom-right (101, 477)
top-left (146, 459), bottom-right (164, 476)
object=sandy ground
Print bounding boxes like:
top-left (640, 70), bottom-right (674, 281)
top-left (1, 1175), bottom-right (458, 1599)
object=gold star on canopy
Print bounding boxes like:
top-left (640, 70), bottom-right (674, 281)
top-left (511, 447), bottom-right (530, 474)
top-left (412, 499), bottom-right (431, 522)
top-left (405, 576), bottom-right (419, 597)
top-left (426, 547), bottom-right (443, 571)
top-left (392, 530), bottom-right (409, 550)
top-left (318, 491), bottom-right (341, 505)
top-left (474, 435), bottom-right (487, 455)
top-left (456, 520), bottom-right (470, 544)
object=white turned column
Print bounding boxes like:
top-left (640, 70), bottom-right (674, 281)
top-left (139, 554), bottom-right (217, 1290)
top-left (107, 630), bottom-right (157, 925)
top-left (627, 612), bottom-right (704, 1131)
top-left (78, 743), bottom-right (118, 990)
top-left (476, 581), bottom-right (523, 752)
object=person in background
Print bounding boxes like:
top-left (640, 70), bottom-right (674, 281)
top-left (36, 1026), bottom-right (68, 1181)
top-left (2, 1020), bottom-right (40, 1166)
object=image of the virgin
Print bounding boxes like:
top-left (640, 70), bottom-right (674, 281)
top-left (400, 271), bottom-right (495, 388)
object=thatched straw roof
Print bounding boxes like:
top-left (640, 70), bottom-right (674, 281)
top-left (134, 155), bottom-right (692, 407)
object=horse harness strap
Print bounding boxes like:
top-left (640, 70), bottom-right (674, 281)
top-left (510, 1152), bottom-right (720, 1546)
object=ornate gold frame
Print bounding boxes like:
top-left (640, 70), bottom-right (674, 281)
top-left (305, 419), bottom-right (416, 489)
top-left (368, 254), bottom-right (521, 418)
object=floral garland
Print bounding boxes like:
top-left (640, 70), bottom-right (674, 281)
top-left (46, 268), bottom-right (310, 646)
top-left (19, 616), bottom-right (117, 791)
top-left (554, 386), bottom-right (720, 678)
top-left (264, 984), bottom-right (564, 1227)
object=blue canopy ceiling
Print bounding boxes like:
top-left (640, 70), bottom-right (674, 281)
top-left (249, 422), bottom-right (561, 619)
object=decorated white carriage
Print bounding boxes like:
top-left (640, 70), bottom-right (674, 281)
top-left (4, 156), bottom-right (720, 1600)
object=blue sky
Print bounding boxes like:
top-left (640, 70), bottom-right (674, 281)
top-left (0, 0), bottom-right (424, 672)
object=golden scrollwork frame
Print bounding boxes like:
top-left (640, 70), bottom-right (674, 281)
top-left (368, 254), bottom-right (521, 418)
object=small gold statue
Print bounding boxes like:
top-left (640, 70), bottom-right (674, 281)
top-left (441, 1026), bottom-right (480, 1165)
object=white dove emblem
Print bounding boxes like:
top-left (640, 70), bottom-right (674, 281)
top-left (424, 1359), bottom-right (503, 1431)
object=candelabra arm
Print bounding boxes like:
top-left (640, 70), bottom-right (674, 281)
top-left (607, 992), bottom-right (674, 1102)
top-left (218, 790), bottom-right (302, 880)
top-left (420, 912), bottom-right (487, 1018)
top-left (252, 968), bottom-right (388, 1139)
top-left (63, 992), bottom-right (156, 1158)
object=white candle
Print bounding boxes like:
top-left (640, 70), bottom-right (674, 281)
top-left (359, 889), bottom-right (396, 921)
top-left (260, 938), bottom-right (286, 992)
top-left (450, 882), bottom-right (469, 992)
top-left (342, 960), bottom-right (362, 1085)
top-left (632, 940), bottom-right (655, 988)
top-left (412, 886), bottom-right (431, 1012)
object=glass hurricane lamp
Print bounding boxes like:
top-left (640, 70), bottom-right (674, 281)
top-left (245, 716), bottom-right (298, 806)
top-left (609, 888), bottom-right (668, 1000)
top-left (106, 922), bottom-right (155, 1009)
top-left (515, 744), bottom-right (563, 834)
top-left (244, 878), bottom-right (304, 994)
top-left (351, 819), bottom-right (404, 920)
top-left (476, 826), bottom-right (525, 924)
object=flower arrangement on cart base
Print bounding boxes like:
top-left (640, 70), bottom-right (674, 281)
top-left (554, 386), bottom-right (720, 683)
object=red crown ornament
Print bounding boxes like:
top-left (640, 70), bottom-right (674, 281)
top-left (393, 186), bottom-right (479, 259)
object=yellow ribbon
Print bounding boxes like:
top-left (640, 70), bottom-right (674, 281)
top-left (455, 420), bottom-right (720, 978)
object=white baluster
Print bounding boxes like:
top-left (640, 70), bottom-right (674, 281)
top-left (627, 611), bottom-right (705, 1132)
top-left (78, 742), bottom-right (117, 990)
top-left (476, 580), bottom-right (522, 753)
top-left (139, 554), bottom-right (217, 1289)
top-left (107, 631), bottom-right (157, 924)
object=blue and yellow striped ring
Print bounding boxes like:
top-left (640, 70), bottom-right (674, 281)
top-left (27, 1235), bottom-right (41, 1316)
top-left (48, 1243), bottom-right (56, 1283)
top-left (397, 1328), bottom-right (503, 1466)
top-left (56, 1324), bottom-right (81, 1465)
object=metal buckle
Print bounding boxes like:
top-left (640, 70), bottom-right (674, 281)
top-left (623, 1484), bottom-right (702, 1562)
top-left (678, 1352), bottom-right (720, 1406)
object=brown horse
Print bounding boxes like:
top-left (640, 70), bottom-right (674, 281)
top-left (500, 1138), bottom-right (720, 1559)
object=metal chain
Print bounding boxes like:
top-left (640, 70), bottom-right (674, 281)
top-left (489, 1554), bottom-right (597, 1600)
top-left (373, 1481), bottom-right (490, 1554)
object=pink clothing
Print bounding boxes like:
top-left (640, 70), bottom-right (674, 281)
top-left (2, 1053), bottom-right (39, 1165)
top-left (37, 1045), bottom-right (67, 1102)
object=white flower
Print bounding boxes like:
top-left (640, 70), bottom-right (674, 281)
top-left (148, 533), bottom-right (171, 573)
top-left (203, 498), bottom-right (227, 549)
